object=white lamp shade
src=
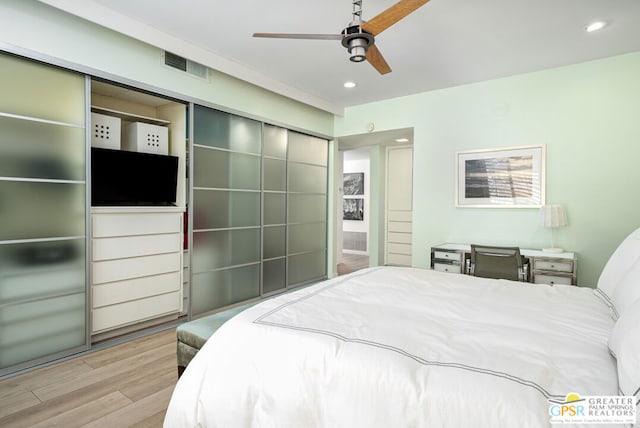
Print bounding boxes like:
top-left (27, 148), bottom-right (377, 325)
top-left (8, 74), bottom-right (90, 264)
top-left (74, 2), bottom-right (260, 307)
top-left (540, 204), bottom-right (568, 228)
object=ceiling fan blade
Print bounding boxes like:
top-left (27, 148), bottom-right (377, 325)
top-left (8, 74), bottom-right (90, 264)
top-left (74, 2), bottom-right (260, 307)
top-left (361, 0), bottom-right (430, 36)
top-left (366, 44), bottom-right (392, 75)
top-left (253, 33), bottom-right (343, 40)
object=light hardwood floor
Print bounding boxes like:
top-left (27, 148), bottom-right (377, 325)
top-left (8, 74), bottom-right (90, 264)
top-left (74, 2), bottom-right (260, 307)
top-left (0, 328), bottom-right (177, 428)
top-left (337, 253), bottom-right (369, 275)
top-left (1, 260), bottom-right (370, 427)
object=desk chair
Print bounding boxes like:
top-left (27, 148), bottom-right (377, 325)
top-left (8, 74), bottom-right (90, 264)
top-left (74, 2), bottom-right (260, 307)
top-left (468, 245), bottom-right (529, 282)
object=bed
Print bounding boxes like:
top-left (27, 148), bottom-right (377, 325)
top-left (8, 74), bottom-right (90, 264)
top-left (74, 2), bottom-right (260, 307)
top-left (165, 229), bottom-right (640, 427)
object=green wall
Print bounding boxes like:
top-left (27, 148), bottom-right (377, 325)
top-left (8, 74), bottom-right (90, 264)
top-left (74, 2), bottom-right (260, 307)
top-left (3, 0), bottom-right (638, 286)
top-left (0, 0), bottom-right (334, 137)
top-left (336, 52), bottom-right (640, 287)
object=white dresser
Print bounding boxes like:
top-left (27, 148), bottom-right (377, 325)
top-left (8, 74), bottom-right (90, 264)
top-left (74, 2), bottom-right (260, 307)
top-left (91, 207), bottom-right (184, 336)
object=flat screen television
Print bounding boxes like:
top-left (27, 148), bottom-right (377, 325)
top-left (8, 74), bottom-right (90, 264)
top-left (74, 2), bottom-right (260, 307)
top-left (91, 147), bottom-right (179, 206)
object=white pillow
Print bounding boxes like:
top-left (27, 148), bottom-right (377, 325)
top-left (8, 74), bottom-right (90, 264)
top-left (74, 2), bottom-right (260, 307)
top-left (609, 297), bottom-right (640, 406)
top-left (597, 227), bottom-right (640, 298)
top-left (611, 257), bottom-right (640, 317)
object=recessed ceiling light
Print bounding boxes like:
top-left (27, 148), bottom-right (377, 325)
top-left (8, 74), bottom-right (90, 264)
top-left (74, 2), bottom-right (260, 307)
top-left (395, 138), bottom-right (409, 143)
top-left (585, 21), bottom-right (607, 33)
top-left (343, 81), bottom-right (357, 89)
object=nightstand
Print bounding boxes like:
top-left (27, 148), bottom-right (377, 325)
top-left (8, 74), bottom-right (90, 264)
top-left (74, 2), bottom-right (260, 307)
top-left (430, 244), bottom-right (468, 274)
top-left (530, 256), bottom-right (577, 286)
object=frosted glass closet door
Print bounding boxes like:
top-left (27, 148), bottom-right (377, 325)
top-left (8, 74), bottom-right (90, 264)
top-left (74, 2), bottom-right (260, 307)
top-left (0, 53), bottom-right (87, 375)
top-left (262, 125), bottom-right (287, 294)
top-left (287, 132), bottom-right (328, 286)
top-left (191, 106), bottom-right (261, 316)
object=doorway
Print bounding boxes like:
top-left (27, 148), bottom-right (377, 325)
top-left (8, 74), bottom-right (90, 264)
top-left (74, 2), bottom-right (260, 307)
top-left (335, 128), bottom-right (414, 274)
top-left (339, 148), bottom-right (371, 274)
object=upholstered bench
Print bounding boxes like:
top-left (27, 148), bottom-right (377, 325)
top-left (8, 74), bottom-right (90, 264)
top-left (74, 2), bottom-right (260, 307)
top-left (176, 302), bottom-right (257, 377)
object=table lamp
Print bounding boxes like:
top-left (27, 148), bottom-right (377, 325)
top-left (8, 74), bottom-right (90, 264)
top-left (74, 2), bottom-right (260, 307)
top-left (539, 204), bottom-right (568, 253)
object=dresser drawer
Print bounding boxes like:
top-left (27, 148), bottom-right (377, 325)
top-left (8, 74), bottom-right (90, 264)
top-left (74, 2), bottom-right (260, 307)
top-left (433, 262), bottom-right (462, 274)
top-left (92, 233), bottom-right (182, 261)
top-left (433, 251), bottom-right (462, 263)
top-left (533, 274), bottom-right (573, 286)
top-left (92, 271), bottom-right (181, 308)
top-left (92, 291), bottom-right (181, 333)
top-left (533, 259), bottom-right (574, 273)
top-left (93, 212), bottom-right (181, 237)
top-left (92, 252), bottom-right (181, 285)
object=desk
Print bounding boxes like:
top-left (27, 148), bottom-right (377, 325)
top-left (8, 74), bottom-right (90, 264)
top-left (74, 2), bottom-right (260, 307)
top-left (430, 243), bottom-right (577, 285)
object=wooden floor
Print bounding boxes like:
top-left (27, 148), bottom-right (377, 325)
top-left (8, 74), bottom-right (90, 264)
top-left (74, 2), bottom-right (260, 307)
top-left (337, 253), bottom-right (369, 275)
top-left (1, 259), bottom-right (369, 427)
top-left (0, 328), bottom-right (177, 428)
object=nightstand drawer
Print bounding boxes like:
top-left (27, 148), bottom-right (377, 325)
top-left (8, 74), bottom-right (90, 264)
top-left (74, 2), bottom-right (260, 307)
top-left (533, 274), bottom-right (573, 286)
top-left (433, 262), bottom-right (462, 274)
top-left (433, 251), bottom-right (462, 263)
top-left (533, 259), bottom-right (574, 273)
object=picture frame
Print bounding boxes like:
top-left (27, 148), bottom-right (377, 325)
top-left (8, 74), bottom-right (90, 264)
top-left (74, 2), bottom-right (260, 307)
top-left (343, 172), bottom-right (364, 196)
top-left (456, 145), bottom-right (545, 208)
top-left (343, 198), bottom-right (364, 221)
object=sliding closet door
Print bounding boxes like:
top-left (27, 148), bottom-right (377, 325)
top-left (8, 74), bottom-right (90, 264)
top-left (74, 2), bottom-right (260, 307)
top-left (191, 106), bottom-right (262, 316)
top-left (287, 132), bottom-right (328, 285)
top-left (262, 125), bottom-right (287, 294)
top-left (0, 53), bottom-right (87, 375)
top-left (190, 106), bottom-right (328, 316)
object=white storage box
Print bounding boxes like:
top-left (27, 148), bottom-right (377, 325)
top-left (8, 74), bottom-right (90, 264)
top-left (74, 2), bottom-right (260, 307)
top-left (122, 122), bottom-right (169, 155)
top-left (91, 112), bottom-right (121, 150)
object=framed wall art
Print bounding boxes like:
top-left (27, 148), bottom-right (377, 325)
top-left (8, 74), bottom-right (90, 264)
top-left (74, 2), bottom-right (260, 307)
top-left (456, 145), bottom-right (545, 208)
top-left (343, 172), bottom-right (364, 196)
top-left (343, 198), bottom-right (364, 221)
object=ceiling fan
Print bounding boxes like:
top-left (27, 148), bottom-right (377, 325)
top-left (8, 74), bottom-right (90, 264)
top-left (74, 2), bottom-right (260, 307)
top-left (253, 0), bottom-right (431, 75)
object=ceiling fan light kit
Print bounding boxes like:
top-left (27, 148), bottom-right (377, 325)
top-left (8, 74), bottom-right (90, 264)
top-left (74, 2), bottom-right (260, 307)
top-left (253, 0), bottom-right (430, 75)
top-left (341, 25), bottom-right (374, 63)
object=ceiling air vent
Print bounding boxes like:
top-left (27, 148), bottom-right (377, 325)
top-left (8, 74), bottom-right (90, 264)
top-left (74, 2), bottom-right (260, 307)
top-left (163, 51), bottom-right (208, 79)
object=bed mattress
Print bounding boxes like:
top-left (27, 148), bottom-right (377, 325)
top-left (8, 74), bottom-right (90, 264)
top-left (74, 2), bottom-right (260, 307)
top-left (164, 266), bottom-right (617, 427)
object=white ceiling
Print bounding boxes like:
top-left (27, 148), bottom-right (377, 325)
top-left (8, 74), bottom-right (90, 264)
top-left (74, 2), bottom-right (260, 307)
top-left (41, 0), bottom-right (640, 115)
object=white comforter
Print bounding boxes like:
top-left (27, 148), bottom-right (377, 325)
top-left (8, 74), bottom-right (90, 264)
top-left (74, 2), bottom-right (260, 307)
top-left (164, 266), bottom-right (617, 427)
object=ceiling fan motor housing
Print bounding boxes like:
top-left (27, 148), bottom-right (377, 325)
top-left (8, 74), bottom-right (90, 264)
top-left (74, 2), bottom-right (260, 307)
top-left (341, 25), bottom-right (374, 62)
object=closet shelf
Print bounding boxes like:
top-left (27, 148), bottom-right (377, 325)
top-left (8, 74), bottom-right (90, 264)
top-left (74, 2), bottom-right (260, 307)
top-left (91, 106), bottom-right (170, 126)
